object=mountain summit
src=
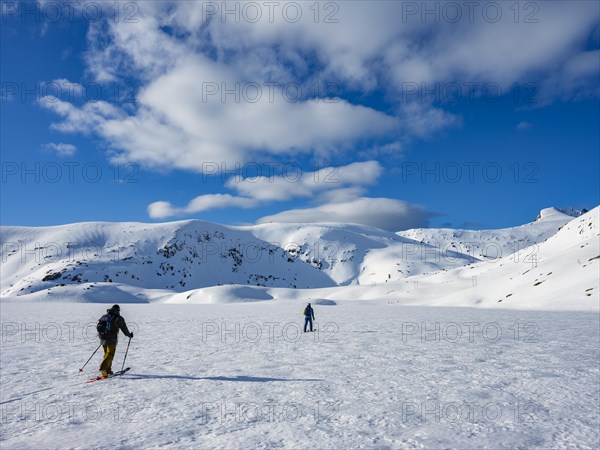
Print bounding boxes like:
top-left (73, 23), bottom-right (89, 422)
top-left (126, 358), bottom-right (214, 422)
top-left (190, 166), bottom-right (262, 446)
top-left (535, 207), bottom-right (588, 222)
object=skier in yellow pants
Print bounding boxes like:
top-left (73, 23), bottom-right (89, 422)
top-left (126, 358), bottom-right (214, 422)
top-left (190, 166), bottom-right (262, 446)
top-left (99, 344), bottom-right (117, 375)
top-left (97, 305), bottom-right (133, 377)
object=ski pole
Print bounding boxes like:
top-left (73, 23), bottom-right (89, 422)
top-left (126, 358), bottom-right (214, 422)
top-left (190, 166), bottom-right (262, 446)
top-left (121, 337), bottom-right (131, 372)
top-left (79, 344), bottom-right (102, 373)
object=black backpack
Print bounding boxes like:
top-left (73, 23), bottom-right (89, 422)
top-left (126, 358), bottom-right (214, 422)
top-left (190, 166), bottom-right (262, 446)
top-left (303, 306), bottom-right (311, 316)
top-left (97, 313), bottom-right (116, 339)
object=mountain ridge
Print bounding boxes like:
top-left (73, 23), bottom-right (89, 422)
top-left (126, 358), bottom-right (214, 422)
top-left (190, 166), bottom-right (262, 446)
top-left (1, 206), bottom-right (597, 309)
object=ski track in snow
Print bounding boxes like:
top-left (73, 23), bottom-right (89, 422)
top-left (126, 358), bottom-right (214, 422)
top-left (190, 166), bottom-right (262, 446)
top-left (1, 302), bottom-right (598, 449)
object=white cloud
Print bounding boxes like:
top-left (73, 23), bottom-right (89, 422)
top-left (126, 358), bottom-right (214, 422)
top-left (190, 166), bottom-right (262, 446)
top-left (42, 142), bottom-right (77, 156)
top-left (383, 3), bottom-right (599, 98)
top-left (256, 197), bottom-right (435, 231)
top-left (35, 1), bottom-right (599, 226)
top-left (226, 160), bottom-right (382, 202)
top-left (147, 201), bottom-right (177, 220)
top-left (541, 49), bottom-right (600, 102)
top-left (143, 157), bottom-right (435, 229)
top-left (398, 103), bottom-right (462, 138)
top-left (45, 79), bottom-right (84, 100)
top-left (195, 1), bottom-right (599, 98)
top-left (39, 97), bottom-right (125, 134)
top-left (517, 121), bottom-right (533, 131)
top-left (40, 2), bottom-right (598, 175)
top-left (148, 194), bottom-right (258, 219)
top-left (41, 54), bottom-right (399, 171)
top-left (148, 161), bottom-right (383, 219)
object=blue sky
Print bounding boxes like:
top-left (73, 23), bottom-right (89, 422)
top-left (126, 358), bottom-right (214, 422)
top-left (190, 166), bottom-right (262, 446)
top-left (1, 1), bottom-right (599, 230)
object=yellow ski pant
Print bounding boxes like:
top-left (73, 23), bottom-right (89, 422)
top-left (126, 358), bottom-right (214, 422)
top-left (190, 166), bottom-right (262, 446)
top-left (100, 344), bottom-right (117, 373)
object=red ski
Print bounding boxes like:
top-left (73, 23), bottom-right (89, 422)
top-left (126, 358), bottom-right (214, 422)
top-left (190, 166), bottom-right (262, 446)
top-left (86, 367), bottom-right (130, 383)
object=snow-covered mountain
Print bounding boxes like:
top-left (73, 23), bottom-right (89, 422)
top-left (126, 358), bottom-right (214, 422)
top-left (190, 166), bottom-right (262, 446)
top-left (389, 205), bottom-right (600, 310)
top-left (546, 207), bottom-right (588, 219)
top-left (0, 220), bottom-right (338, 297)
top-left (397, 207), bottom-right (575, 262)
top-left (1, 206), bottom-right (597, 309)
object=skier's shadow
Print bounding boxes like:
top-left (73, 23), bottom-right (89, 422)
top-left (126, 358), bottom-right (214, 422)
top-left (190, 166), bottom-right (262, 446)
top-left (0, 387), bottom-right (53, 405)
top-left (126, 374), bottom-right (323, 382)
top-left (202, 375), bottom-right (324, 382)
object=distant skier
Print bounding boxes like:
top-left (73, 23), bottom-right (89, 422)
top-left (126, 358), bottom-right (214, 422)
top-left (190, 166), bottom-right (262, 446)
top-left (97, 304), bottom-right (133, 377)
top-left (303, 303), bottom-right (315, 332)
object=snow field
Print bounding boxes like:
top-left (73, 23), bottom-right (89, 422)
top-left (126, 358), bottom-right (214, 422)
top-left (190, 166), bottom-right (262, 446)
top-left (1, 301), bottom-right (598, 449)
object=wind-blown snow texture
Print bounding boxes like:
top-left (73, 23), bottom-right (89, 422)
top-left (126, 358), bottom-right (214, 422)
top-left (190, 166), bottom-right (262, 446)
top-left (1, 206), bottom-right (597, 310)
top-left (1, 303), bottom-right (598, 449)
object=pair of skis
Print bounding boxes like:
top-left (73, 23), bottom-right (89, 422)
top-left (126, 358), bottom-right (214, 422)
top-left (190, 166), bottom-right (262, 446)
top-left (82, 337), bottom-right (133, 384)
top-left (86, 367), bottom-right (130, 383)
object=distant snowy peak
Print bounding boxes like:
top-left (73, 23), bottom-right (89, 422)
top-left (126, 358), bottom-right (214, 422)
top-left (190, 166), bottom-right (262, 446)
top-left (556, 207), bottom-right (589, 218)
top-left (396, 206), bottom-right (580, 263)
top-left (535, 207), bottom-right (588, 222)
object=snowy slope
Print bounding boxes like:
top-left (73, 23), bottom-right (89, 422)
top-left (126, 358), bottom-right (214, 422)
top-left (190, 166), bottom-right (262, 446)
top-left (124, 206), bottom-right (598, 311)
top-left (396, 207), bottom-right (575, 261)
top-left (0, 219), bottom-right (471, 299)
top-left (388, 206), bottom-right (600, 310)
top-left (1, 206), bottom-right (595, 311)
top-left (0, 220), bottom-right (337, 298)
top-left (0, 207), bottom-right (579, 303)
top-left (243, 221), bottom-right (475, 285)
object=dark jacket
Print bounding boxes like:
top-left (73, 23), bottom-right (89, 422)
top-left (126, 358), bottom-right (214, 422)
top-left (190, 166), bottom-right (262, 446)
top-left (100, 307), bottom-right (132, 345)
top-left (303, 305), bottom-right (315, 319)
